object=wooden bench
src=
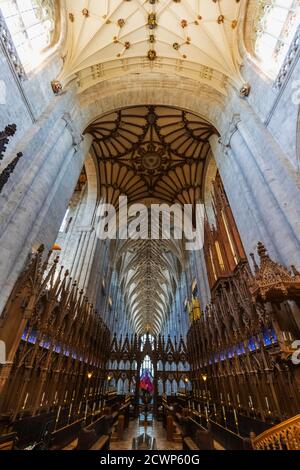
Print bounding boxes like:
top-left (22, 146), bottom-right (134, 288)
top-left (0, 432), bottom-right (17, 450)
top-left (90, 435), bottom-right (110, 450)
top-left (209, 420), bottom-right (253, 450)
top-left (181, 417), bottom-right (214, 450)
top-left (50, 418), bottom-right (84, 450)
top-left (76, 415), bottom-right (111, 450)
top-left (183, 436), bottom-right (200, 451)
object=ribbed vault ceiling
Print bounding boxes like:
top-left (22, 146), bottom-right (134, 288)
top-left (59, 0), bottom-right (244, 94)
top-left (117, 238), bottom-right (184, 335)
top-left (85, 105), bottom-right (216, 335)
top-left (86, 105), bottom-right (217, 208)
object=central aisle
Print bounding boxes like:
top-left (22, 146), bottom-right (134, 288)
top-left (109, 419), bottom-right (183, 451)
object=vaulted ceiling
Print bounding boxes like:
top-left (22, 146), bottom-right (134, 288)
top-left (85, 104), bottom-right (214, 335)
top-left (85, 105), bottom-right (217, 208)
top-left (116, 238), bottom-right (184, 335)
top-left (59, 0), bottom-right (244, 94)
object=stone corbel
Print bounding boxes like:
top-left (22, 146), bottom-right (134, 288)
top-left (62, 112), bottom-right (83, 152)
top-left (218, 114), bottom-right (241, 149)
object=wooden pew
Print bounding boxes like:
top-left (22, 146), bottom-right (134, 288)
top-left (76, 415), bottom-right (111, 450)
top-left (209, 420), bottom-right (253, 450)
top-left (0, 432), bottom-right (17, 450)
top-left (50, 418), bottom-right (84, 450)
top-left (181, 417), bottom-right (214, 450)
top-left (117, 396), bottom-right (131, 439)
top-left (11, 408), bottom-right (72, 448)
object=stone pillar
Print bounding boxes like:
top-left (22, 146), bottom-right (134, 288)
top-left (210, 109), bottom-right (300, 268)
top-left (0, 98), bottom-right (92, 315)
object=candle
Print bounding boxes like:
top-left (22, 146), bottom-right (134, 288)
top-left (198, 404), bottom-right (201, 413)
top-left (64, 390), bottom-right (68, 403)
top-left (56, 406), bottom-right (61, 424)
top-left (227, 393), bottom-right (230, 404)
top-left (237, 394), bottom-right (240, 405)
top-left (220, 393), bottom-right (223, 402)
top-left (22, 393), bottom-right (29, 410)
top-left (54, 391), bottom-right (58, 404)
top-left (205, 406), bottom-right (209, 422)
top-left (84, 402), bottom-right (88, 421)
top-left (233, 409), bottom-right (239, 434)
top-left (68, 402), bottom-right (73, 418)
top-left (78, 401), bottom-right (82, 415)
top-left (222, 405), bottom-right (226, 423)
top-left (265, 396), bottom-right (270, 412)
top-left (249, 395), bottom-right (253, 407)
top-left (282, 331), bottom-right (287, 341)
top-left (92, 402), bottom-right (96, 416)
top-left (214, 403), bottom-right (217, 418)
top-left (40, 392), bottom-right (45, 406)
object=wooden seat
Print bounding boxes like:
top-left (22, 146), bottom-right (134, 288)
top-left (181, 417), bottom-right (214, 450)
top-left (90, 435), bottom-right (110, 450)
top-left (50, 418), bottom-right (84, 450)
top-left (76, 415), bottom-right (111, 450)
top-left (0, 432), bottom-right (17, 450)
top-left (183, 436), bottom-right (199, 451)
top-left (62, 438), bottom-right (78, 450)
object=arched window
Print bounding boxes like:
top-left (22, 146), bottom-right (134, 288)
top-left (0, 0), bottom-right (56, 71)
top-left (254, 0), bottom-right (300, 76)
top-left (140, 334), bottom-right (154, 351)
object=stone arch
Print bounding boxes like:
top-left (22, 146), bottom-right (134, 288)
top-left (75, 74), bottom-right (226, 135)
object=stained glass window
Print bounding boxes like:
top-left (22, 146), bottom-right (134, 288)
top-left (254, 0), bottom-right (300, 76)
top-left (140, 355), bottom-right (154, 377)
top-left (0, 0), bottom-right (56, 71)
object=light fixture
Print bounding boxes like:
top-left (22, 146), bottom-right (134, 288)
top-left (52, 243), bottom-right (62, 251)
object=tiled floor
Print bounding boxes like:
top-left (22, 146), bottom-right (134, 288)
top-left (109, 419), bottom-right (183, 451)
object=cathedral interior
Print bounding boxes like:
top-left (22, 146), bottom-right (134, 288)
top-left (0, 0), bottom-right (300, 453)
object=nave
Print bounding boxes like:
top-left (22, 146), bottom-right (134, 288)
top-left (0, 0), bottom-right (300, 454)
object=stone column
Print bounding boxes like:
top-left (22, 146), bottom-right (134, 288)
top-left (210, 108), bottom-right (300, 268)
top-left (0, 99), bottom-right (92, 315)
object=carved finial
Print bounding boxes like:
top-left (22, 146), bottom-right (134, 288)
top-left (4, 124), bottom-right (17, 136)
top-left (257, 242), bottom-right (268, 261)
top-left (291, 265), bottom-right (300, 276)
top-left (250, 253), bottom-right (259, 273)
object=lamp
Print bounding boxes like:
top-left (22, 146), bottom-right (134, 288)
top-left (52, 243), bottom-right (62, 251)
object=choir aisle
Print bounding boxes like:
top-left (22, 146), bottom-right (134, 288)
top-left (109, 419), bottom-right (182, 451)
top-left (109, 415), bottom-right (225, 451)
